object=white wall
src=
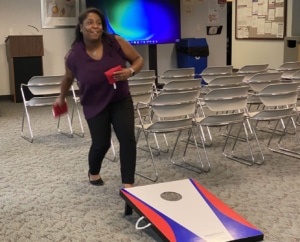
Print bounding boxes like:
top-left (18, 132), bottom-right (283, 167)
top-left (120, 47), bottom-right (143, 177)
top-left (0, 0), bottom-right (229, 97)
top-left (0, 0), bottom-right (74, 96)
top-left (3, 0), bottom-right (292, 97)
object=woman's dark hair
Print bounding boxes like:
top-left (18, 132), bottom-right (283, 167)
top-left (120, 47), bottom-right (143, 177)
top-left (72, 7), bottom-right (109, 47)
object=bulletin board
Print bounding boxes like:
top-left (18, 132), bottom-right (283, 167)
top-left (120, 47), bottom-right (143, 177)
top-left (235, 0), bottom-right (287, 40)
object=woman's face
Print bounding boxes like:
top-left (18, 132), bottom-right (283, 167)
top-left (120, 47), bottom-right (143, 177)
top-left (81, 13), bottom-right (103, 41)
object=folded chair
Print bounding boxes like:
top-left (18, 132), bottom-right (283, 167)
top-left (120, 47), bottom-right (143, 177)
top-left (195, 86), bottom-right (264, 166)
top-left (135, 89), bottom-right (209, 182)
top-left (20, 75), bottom-right (73, 143)
top-left (247, 82), bottom-right (300, 159)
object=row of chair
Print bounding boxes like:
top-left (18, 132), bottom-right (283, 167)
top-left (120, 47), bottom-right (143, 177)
top-left (127, 65), bottom-right (300, 181)
top-left (20, 63), bottom-right (300, 183)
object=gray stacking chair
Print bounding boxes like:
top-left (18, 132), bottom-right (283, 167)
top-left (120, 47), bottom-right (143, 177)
top-left (198, 74), bottom-right (249, 144)
top-left (247, 82), bottom-right (300, 159)
top-left (20, 75), bottom-right (73, 143)
top-left (195, 86), bottom-right (263, 166)
top-left (135, 89), bottom-right (209, 182)
top-left (247, 72), bottom-right (282, 112)
top-left (129, 81), bottom-right (168, 156)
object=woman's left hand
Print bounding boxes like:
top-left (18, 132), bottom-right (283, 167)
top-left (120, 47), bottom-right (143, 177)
top-left (113, 68), bottom-right (132, 81)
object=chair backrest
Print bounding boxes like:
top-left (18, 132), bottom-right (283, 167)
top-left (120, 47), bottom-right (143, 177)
top-left (203, 86), bottom-right (249, 112)
top-left (129, 83), bottom-right (153, 105)
top-left (151, 91), bottom-right (198, 118)
top-left (207, 75), bottom-right (245, 88)
top-left (258, 82), bottom-right (299, 107)
top-left (26, 75), bottom-right (63, 96)
top-left (237, 64), bottom-right (269, 73)
top-left (162, 78), bottom-right (201, 92)
top-left (200, 66), bottom-right (233, 84)
top-left (128, 70), bottom-right (156, 80)
top-left (201, 65), bottom-right (233, 75)
top-left (277, 62), bottom-right (300, 80)
top-left (276, 61), bottom-right (300, 71)
top-left (237, 64), bottom-right (269, 82)
top-left (158, 68), bottom-right (195, 84)
top-left (291, 70), bottom-right (300, 80)
top-left (247, 72), bottom-right (282, 92)
top-left (152, 89), bottom-right (199, 105)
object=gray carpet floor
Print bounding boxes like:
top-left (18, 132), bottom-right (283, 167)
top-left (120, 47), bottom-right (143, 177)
top-left (1, 99), bottom-right (300, 242)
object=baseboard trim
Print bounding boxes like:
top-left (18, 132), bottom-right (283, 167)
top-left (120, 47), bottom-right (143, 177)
top-left (0, 95), bottom-right (13, 101)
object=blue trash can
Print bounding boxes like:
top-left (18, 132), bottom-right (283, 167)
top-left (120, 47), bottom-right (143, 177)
top-left (176, 38), bottom-right (209, 83)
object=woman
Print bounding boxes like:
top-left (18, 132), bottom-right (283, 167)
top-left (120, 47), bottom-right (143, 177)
top-left (56, 7), bottom-right (144, 188)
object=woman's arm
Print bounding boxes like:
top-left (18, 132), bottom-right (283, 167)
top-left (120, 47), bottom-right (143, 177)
top-left (114, 35), bottom-right (144, 80)
top-left (56, 65), bottom-right (74, 106)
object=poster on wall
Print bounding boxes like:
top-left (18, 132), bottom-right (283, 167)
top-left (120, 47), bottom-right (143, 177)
top-left (41, 0), bottom-right (80, 28)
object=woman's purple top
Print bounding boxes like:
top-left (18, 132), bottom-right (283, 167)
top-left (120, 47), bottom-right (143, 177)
top-left (66, 34), bottom-right (130, 119)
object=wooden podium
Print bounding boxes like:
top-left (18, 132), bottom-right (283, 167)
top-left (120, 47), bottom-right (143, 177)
top-left (5, 35), bottom-right (44, 103)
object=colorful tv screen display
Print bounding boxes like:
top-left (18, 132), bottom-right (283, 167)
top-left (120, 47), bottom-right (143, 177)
top-left (85, 0), bottom-right (181, 45)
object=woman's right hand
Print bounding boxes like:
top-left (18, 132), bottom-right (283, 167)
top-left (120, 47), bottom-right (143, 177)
top-left (54, 96), bottom-right (65, 107)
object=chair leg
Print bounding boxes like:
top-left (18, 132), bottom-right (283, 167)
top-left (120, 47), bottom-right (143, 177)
top-left (71, 102), bottom-right (85, 138)
top-left (268, 117), bottom-right (300, 159)
top-left (104, 139), bottom-right (118, 162)
top-left (135, 130), bottom-right (159, 182)
top-left (136, 126), bottom-right (169, 156)
top-left (223, 121), bottom-right (265, 166)
top-left (21, 108), bottom-right (34, 143)
top-left (57, 113), bottom-right (74, 138)
top-left (172, 128), bottom-right (210, 173)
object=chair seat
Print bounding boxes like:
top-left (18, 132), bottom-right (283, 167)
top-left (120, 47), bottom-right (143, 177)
top-left (146, 118), bottom-right (193, 133)
top-left (195, 113), bottom-right (245, 126)
top-left (248, 108), bottom-right (295, 121)
top-left (27, 96), bottom-right (59, 106)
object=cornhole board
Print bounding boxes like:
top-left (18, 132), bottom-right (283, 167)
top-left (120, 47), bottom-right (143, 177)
top-left (120, 178), bottom-right (264, 242)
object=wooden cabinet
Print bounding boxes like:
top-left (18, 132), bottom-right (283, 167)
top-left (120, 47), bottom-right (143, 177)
top-left (5, 35), bottom-right (44, 103)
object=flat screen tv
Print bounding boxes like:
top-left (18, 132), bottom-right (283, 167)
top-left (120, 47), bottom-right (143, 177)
top-left (85, 0), bottom-right (181, 45)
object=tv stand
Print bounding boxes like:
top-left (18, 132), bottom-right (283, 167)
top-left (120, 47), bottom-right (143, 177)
top-left (148, 44), bottom-right (162, 87)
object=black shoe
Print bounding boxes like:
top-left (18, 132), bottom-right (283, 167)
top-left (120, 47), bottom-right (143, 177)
top-left (88, 172), bottom-right (104, 186)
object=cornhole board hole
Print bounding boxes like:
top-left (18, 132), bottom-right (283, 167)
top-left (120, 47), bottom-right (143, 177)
top-left (120, 178), bottom-right (264, 242)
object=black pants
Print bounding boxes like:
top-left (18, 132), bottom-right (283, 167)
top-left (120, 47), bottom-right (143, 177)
top-left (86, 96), bottom-right (136, 184)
